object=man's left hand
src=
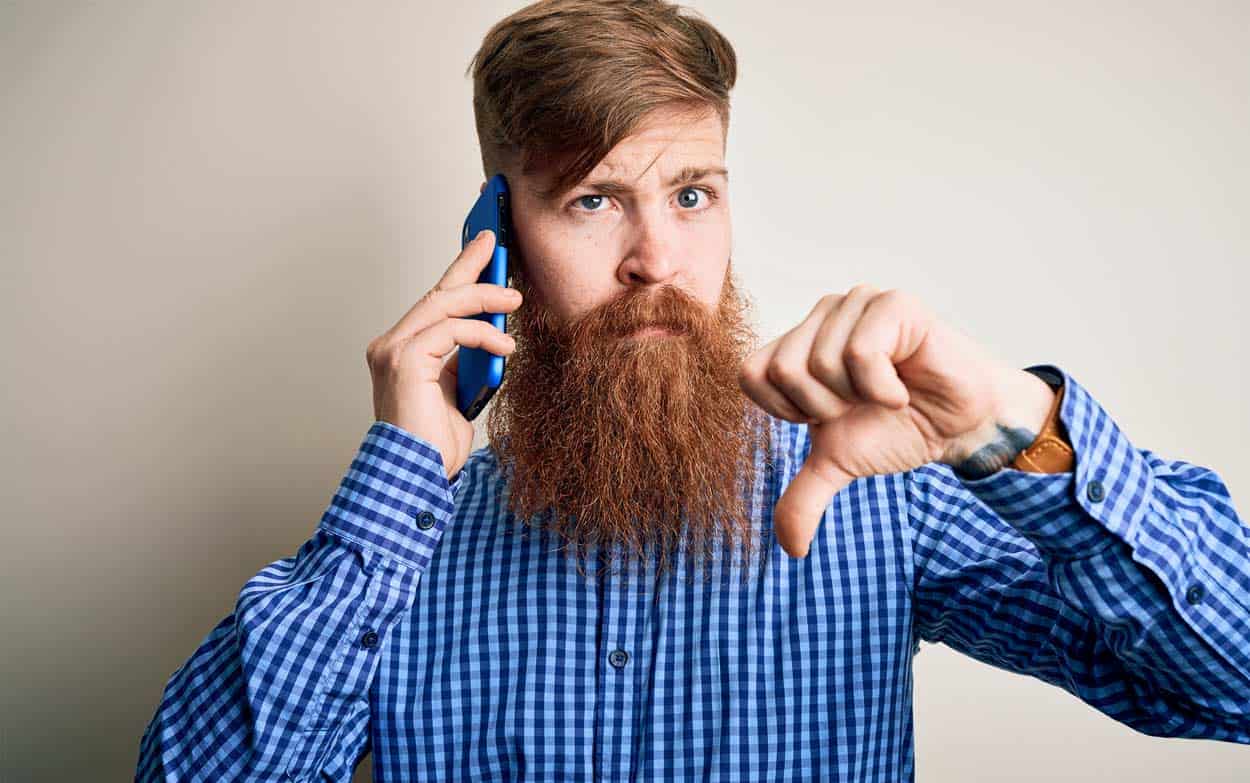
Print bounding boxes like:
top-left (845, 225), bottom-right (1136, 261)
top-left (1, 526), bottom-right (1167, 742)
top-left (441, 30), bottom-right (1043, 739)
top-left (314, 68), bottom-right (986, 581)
top-left (737, 284), bottom-right (1029, 558)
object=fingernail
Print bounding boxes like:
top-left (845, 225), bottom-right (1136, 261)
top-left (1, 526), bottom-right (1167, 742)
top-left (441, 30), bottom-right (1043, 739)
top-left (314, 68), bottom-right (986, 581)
top-left (476, 229), bottom-right (492, 241)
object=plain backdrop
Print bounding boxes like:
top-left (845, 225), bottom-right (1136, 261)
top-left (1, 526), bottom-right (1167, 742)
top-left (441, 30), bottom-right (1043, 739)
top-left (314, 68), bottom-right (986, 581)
top-left (3, 1), bottom-right (1247, 780)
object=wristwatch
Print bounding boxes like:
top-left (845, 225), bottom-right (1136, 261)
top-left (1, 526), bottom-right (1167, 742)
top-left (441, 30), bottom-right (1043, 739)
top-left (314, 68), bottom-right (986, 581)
top-left (1009, 371), bottom-right (1074, 473)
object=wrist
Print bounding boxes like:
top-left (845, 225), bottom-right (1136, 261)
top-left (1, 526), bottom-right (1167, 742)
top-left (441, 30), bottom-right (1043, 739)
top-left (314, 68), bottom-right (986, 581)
top-left (940, 366), bottom-right (1056, 477)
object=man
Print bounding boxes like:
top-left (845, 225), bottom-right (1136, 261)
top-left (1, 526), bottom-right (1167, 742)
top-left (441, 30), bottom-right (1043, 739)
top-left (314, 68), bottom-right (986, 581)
top-left (136, 1), bottom-right (1250, 780)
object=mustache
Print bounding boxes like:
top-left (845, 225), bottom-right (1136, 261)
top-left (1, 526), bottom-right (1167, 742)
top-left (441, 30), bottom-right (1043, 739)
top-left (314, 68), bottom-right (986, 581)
top-left (559, 283), bottom-right (712, 342)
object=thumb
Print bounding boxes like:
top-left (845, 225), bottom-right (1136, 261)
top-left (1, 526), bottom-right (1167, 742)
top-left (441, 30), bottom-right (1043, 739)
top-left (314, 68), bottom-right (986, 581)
top-left (773, 443), bottom-right (854, 558)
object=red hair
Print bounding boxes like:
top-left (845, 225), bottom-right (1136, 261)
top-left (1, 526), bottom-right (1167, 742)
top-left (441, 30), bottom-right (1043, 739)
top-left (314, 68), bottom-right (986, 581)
top-left (466, 0), bottom-right (738, 201)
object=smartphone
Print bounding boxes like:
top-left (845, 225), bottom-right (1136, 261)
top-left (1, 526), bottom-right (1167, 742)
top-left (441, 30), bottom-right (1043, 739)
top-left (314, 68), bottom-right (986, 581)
top-left (456, 173), bottom-right (512, 421)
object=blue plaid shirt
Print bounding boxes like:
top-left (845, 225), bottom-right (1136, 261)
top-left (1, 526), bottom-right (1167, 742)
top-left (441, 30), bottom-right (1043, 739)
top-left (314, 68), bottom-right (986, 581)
top-left (137, 364), bottom-right (1250, 781)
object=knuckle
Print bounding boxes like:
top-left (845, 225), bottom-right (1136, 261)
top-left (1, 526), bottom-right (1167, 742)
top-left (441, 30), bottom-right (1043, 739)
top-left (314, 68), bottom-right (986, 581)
top-left (421, 286), bottom-right (445, 308)
top-left (368, 345), bottom-right (402, 374)
top-left (893, 289), bottom-right (925, 315)
top-left (429, 317), bottom-right (454, 342)
top-left (365, 337), bottom-right (386, 365)
top-left (879, 287), bottom-right (910, 308)
top-left (843, 340), bottom-right (874, 365)
top-left (469, 318), bottom-right (500, 344)
top-left (808, 348), bottom-right (837, 378)
top-left (766, 360), bottom-right (801, 387)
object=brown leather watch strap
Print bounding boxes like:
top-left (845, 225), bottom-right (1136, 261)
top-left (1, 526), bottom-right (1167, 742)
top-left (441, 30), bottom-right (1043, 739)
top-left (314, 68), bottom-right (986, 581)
top-left (1009, 381), bottom-right (1074, 473)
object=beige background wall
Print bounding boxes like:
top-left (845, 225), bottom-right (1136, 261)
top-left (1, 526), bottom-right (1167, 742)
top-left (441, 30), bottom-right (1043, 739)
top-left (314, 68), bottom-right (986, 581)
top-left (3, 1), bottom-right (1247, 780)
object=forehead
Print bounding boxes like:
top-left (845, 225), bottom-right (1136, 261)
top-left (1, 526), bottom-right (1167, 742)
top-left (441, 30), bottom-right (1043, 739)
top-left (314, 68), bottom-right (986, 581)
top-left (520, 108), bottom-right (726, 200)
top-left (588, 108), bottom-right (725, 181)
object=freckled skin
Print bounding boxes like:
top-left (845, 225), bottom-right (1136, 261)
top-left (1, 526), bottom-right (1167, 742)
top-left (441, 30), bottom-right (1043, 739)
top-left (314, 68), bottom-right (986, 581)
top-left (499, 106), bottom-right (732, 325)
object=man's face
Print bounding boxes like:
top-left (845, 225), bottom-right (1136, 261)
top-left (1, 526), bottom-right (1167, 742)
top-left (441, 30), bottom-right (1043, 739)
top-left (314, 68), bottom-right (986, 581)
top-left (491, 105), bottom-right (732, 327)
top-left (481, 105), bottom-right (768, 585)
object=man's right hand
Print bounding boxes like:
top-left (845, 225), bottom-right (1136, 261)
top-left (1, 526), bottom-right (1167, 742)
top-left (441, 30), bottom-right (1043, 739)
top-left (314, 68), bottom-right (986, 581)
top-left (365, 229), bottom-right (521, 480)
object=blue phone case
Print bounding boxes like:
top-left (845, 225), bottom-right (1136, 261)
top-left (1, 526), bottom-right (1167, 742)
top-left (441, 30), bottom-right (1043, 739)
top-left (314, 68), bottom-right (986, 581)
top-left (456, 174), bottom-right (511, 420)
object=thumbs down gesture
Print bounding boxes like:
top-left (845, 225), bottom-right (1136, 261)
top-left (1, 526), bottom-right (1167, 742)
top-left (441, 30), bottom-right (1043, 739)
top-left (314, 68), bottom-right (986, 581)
top-left (737, 285), bottom-right (1048, 558)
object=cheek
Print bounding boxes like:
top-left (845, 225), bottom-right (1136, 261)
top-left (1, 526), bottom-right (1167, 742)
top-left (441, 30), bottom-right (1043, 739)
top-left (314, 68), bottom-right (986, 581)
top-left (687, 222), bottom-right (732, 301)
top-left (520, 228), bottom-right (615, 320)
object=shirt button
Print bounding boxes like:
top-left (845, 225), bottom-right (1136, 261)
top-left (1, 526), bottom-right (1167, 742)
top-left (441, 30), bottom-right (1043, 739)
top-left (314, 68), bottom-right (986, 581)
top-left (415, 510), bottom-right (436, 530)
top-left (360, 629), bottom-right (380, 649)
top-left (1086, 480), bottom-right (1105, 503)
top-left (608, 649), bottom-right (629, 669)
top-left (1185, 583), bottom-right (1205, 605)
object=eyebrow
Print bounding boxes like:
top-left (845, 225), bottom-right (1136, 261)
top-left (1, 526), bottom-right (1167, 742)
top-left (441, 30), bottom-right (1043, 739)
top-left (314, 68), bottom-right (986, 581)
top-left (579, 165), bottom-right (729, 197)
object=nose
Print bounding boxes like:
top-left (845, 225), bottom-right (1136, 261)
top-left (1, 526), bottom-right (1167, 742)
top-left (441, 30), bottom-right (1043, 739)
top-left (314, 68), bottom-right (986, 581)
top-left (616, 208), bottom-right (679, 287)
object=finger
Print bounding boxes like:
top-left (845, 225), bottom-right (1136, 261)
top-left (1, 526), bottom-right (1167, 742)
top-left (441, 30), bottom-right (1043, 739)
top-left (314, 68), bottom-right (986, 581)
top-left (808, 285), bottom-right (881, 406)
top-left (773, 442), bottom-right (854, 558)
top-left (441, 228), bottom-right (498, 290)
top-left (738, 338), bottom-right (810, 422)
top-left (843, 292), bottom-right (915, 409)
top-left (404, 316), bottom-right (516, 378)
top-left (383, 228), bottom-right (498, 338)
top-left (767, 297), bottom-right (854, 421)
top-left (389, 280), bottom-right (521, 343)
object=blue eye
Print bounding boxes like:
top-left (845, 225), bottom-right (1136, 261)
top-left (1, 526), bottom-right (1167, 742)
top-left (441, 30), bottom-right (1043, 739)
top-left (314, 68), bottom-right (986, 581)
top-left (576, 195), bottom-right (607, 211)
top-left (569, 186), bottom-right (717, 214)
top-left (677, 187), bottom-right (704, 208)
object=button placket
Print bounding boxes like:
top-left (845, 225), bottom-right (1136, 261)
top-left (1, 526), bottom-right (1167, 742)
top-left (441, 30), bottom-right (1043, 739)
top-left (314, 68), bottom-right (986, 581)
top-left (595, 553), bottom-right (645, 783)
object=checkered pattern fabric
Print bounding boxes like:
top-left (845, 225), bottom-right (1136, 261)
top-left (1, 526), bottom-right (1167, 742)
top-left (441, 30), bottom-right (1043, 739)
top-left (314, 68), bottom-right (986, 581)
top-left (137, 364), bottom-right (1250, 781)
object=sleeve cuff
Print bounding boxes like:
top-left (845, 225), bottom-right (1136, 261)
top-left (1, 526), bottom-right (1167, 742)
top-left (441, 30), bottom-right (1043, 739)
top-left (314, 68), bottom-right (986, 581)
top-left (953, 363), bottom-right (1156, 561)
top-left (317, 421), bottom-right (462, 571)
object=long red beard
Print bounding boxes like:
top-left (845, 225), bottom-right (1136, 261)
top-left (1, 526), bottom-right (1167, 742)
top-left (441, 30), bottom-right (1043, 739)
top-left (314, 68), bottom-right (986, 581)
top-left (485, 262), bottom-right (772, 586)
